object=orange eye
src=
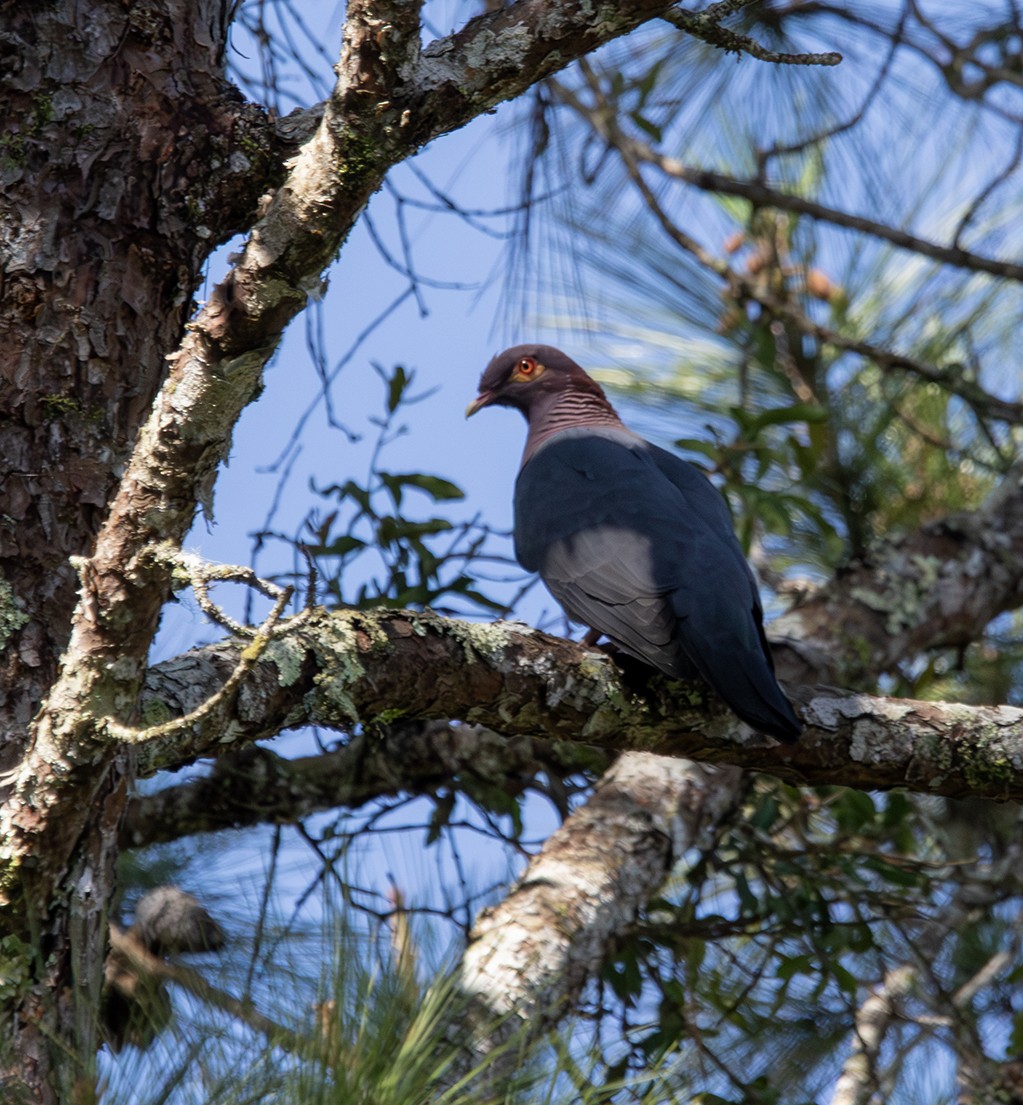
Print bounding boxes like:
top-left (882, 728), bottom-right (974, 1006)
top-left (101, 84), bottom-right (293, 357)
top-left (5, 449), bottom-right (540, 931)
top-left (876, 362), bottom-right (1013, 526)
top-left (518, 358), bottom-right (535, 375)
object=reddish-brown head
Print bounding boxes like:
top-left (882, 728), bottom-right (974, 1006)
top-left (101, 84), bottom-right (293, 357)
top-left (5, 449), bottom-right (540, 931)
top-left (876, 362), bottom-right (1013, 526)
top-left (466, 345), bottom-right (610, 423)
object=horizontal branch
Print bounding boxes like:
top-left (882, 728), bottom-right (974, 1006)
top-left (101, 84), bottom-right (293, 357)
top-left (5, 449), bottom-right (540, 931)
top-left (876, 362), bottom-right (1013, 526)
top-left (121, 721), bottom-right (563, 849)
top-left (773, 464), bottom-right (1023, 686)
top-left (131, 461), bottom-right (1023, 843)
top-left (135, 608), bottom-right (1023, 802)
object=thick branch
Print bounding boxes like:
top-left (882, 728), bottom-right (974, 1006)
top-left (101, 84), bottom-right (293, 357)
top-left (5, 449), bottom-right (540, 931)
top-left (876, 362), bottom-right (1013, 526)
top-left (132, 608), bottom-right (1023, 802)
top-left (773, 464), bottom-right (1023, 687)
top-left (131, 452), bottom-right (1023, 843)
top-left (121, 722), bottom-right (562, 849)
top-left (453, 753), bottom-right (742, 1066)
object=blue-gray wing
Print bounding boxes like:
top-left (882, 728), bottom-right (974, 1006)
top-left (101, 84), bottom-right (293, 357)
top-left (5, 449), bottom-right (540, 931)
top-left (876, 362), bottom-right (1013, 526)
top-left (513, 428), bottom-right (800, 740)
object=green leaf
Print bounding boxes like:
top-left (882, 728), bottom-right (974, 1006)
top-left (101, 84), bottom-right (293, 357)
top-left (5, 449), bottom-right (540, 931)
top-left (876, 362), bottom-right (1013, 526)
top-left (833, 790), bottom-right (877, 832)
top-left (396, 473), bottom-right (466, 502)
top-left (745, 402), bottom-right (829, 437)
top-left (734, 870), bottom-right (758, 915)
top-left (376, 517), bottom-right (454, 545)
top-left (630, 111), bottom-right (662, 143)
top-left (674, 437), bottom-right (721, 460)
top-left (316, 535), bottom-right (366, 557)
top-left (831, 963), bottom-right (859, 996)
top-left (776, 954), bottom-right (814, 982)
top-left (749, 794), bottom-right (781, 832)
top-left (387, 364), bottom-right (408, 413)
top-left (602, 949), bottom-right (643, 1004)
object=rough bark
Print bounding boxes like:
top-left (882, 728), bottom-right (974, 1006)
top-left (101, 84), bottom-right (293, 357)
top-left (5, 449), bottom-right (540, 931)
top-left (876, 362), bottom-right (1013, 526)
top-left (772, 464), bottom-right (1023, 688)
top-left (0, 0), bottom-right (272, 760)
top-left (455, 753), bottom-right (742, 1070)
top-left (1, 1), bottom-right (762, 1097)
top-left (0, 2), bottom-right (278, 1093)
top-left (121, 455), bottom-right (1023, 838)
top-left (113, 608), bottom-right (1023, 802)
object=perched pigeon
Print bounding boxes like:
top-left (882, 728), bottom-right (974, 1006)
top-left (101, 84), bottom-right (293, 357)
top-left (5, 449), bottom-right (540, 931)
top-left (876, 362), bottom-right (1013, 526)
top-left (467, 344), bottom-right (802, 742)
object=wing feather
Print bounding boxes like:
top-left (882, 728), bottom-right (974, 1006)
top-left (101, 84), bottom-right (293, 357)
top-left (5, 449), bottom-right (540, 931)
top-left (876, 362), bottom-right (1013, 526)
top-left (514, 427), bottom-right (801, 740)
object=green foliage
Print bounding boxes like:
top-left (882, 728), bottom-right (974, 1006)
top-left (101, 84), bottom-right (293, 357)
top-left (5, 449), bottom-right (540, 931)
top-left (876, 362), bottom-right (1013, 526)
top-left (283, 364), bottom-right (513, 615)
top-left (113, 5), bottom-right (1023, 1105)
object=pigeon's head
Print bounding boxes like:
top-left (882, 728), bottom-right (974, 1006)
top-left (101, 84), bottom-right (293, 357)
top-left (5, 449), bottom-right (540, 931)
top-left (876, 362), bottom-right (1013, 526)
top-left (466, 344), bottom-right (608, 422)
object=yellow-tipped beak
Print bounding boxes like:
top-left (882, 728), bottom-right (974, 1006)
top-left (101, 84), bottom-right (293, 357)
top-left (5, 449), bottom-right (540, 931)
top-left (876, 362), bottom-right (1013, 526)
top-left (465, 391), bottom-right (494, 418)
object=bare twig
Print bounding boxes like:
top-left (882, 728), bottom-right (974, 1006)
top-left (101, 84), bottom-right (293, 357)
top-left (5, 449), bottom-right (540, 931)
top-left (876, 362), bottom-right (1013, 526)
top-left (104, 549), bottom-right (309, 746)
top-left (663, 6), bottom-right (842, 66)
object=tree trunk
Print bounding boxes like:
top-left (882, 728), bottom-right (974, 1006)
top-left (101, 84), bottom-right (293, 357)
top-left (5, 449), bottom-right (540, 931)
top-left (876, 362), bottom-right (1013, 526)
top-left (0, 0), bottom-right (688, 1096)
top-left (0, 2), bottom-right (264, 1097)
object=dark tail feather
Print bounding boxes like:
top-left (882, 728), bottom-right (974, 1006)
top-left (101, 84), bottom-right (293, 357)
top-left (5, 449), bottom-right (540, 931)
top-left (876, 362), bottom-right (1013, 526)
top-left (695, 649), bottom-right (802, 743)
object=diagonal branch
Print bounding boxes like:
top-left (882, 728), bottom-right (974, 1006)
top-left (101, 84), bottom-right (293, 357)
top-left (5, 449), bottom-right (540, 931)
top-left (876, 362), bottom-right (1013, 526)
top-left (0, 0), bottom-right (692, 921)
top-left (772, 463), bottom-right (1023, 687)
top-left (453, 753), bottom-right (743, 1069)
top-left (828, 966), bottom-right (915, 1105)
top-left (637, 151), bottom-right (1023, 285)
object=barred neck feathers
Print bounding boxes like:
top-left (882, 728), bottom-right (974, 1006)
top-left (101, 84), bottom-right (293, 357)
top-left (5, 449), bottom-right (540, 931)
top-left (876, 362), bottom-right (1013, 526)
top-left (522, 383), bottom-right (626, 466)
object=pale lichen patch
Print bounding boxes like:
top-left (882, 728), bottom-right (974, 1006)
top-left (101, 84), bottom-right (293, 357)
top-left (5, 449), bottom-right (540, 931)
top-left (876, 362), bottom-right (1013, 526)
top-left (308, 612), bottom-right (366, 726)
top-left (264, 636), bottom-right (306, 687)
top-left (0, 575), bottom-right (28, 654)
top-left (445, 617), bottom-right (527, 665)
top-left (806, 693), bottom-right (883, 730)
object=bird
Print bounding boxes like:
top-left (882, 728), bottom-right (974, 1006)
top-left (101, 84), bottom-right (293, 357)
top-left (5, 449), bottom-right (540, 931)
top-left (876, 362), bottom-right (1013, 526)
top-left (466, 344), bottom-right (802, 742)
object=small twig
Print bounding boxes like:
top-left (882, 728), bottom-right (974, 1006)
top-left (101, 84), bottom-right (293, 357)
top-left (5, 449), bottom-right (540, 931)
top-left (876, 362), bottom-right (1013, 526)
top-left (663, 6), bottom-right (842, 66)
top-left (951, 950), bottom-right (1012, 1009)
top-left (171, 550), bottom-right (294, 639)
top-left (104, 548), bottom-right (311, 745)
top-left (758, 4), bottom-right (906, 176)
top-left (829, 966), bottom-right (915, 1105)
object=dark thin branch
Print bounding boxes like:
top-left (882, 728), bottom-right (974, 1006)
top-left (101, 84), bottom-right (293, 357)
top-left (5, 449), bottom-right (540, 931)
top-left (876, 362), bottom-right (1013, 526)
top-left (121, 722), bottom-right (561, 849)
top-left (554, 75), bottom-right (1023, 424)
top-left (663, 6), bottom-right (842, 66)
top-left (643, 152), bottom-right (1023, 285)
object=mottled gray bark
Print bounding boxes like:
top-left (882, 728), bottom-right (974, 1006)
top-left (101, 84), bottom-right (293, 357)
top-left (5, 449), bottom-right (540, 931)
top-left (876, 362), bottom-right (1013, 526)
top-left (455, 754), bottom-right (743, 1066)
top-left (120, 607), bottom-right (1023, 802)
top-left (0, 0), bottom-right (690, 1097)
